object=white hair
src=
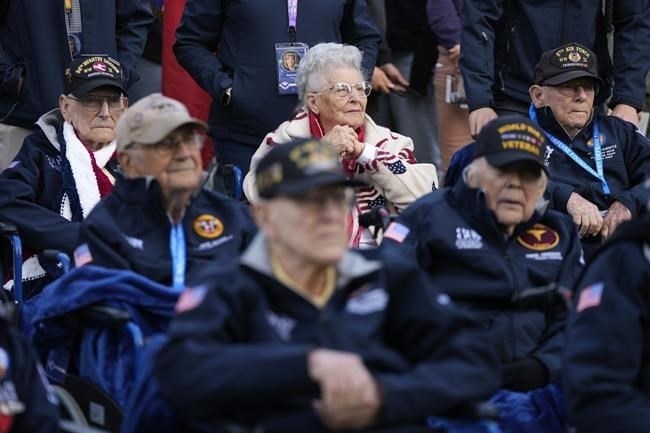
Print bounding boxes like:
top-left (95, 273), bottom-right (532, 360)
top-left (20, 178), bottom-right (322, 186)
top-left (296, 43), bottom-right (363, 105)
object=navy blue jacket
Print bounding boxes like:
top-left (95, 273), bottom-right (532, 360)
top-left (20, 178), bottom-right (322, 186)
top-left (535, 107), bottom-right (650, 218)
top-left (382, 180), bottom-right (584, 383)
top-left (564, 217), bottom-right (650, 433)
top-left (0, 0), bottom-right (153, 128)
top-left (174, 0), bottom-right (381, 147)
top-left (155, 234), bottom-right (500, 432)
top-left (79, 177), bottom-right (257, 288)
top-left (0, 112), bottom-right (119, 255)
top-left (460, 0), bottom-right (650, 111)
top-left (0, 318), bottom-right (59, 433)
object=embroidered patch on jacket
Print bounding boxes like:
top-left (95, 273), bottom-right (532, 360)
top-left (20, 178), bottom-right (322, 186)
top-left (175, 286), bottom-right (207, 313)
top-left (586, 132), bottom-right (606, 147)
top-left (266, 311), bottom-right (296, 341)
top-left (0, 348), bottom-right (8, 380)
top-left (576, 282), bottom-right (604, 313)
top-left (193, 214), bottom-right (224, 239)
top-left (383, 222), bottom-right (410, 243)
top-left (345, 288), bottom-right (388, 314)
top-left (455, 227), bottom-right (483, 250)
top-left (517, 224), bottom-right (559, 251)
top-left (73, 243), bottom-right (93, 267)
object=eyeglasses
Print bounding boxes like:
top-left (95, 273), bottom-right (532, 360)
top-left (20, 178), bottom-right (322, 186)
top-left (316, 81), bottom-right (372, 98)
top-left (127, 131), bottom-right (205, 154)
top-left (289, 188), bottom-right (355, 212)
top-left (68, 94), bottom-right (127, 113)
top-left (552, 81), bottom-right (598, 97)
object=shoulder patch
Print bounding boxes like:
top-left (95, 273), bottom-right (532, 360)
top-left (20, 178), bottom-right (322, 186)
top-left (383, 222), bottom-right (410, 243)
top-left (576, 282), bottom-right (604, 313)
top-left (193, 214), bottom-right (224, 239)
top-left (175, 286), bottom-right (207, 313)
top-left (517, 224), bottom-right (560, 251)
top-left (0, 347), bottom-right (8, 380)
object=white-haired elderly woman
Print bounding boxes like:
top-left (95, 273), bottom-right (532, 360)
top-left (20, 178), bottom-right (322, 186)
top-left (243, 43), bottom-right (438, 248)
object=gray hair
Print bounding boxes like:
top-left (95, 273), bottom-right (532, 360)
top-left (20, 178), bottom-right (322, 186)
top-left (296, 43), bottom-right (363, 105)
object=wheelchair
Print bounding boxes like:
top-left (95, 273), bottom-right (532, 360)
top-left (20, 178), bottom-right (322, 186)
top-left (1, 223), bottom-right (171, 433)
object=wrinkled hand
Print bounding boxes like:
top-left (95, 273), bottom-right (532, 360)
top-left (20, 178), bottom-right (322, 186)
top-left (610, 103), bottom-right (639, 126)
top-left (322, 125), bottom-right (364, 159)
top-left (447, 44), bottom-right (461, 64)
top-left (468, 107), bottom-right (498, 138)
top-left (566, 193), bottom-right (603, 238)
top-left (371, 67), bottom-right (394, 94)
top-left (379, 63), bottom-right (409, 92)
top-left (600, 200), bottom-right (632, 240)
top-left (308, 349), bottom-right (382, 430)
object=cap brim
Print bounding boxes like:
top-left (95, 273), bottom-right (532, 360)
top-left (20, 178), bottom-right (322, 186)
top-left (71, 79), bottom-right (125, 97)
top-left (260, 173), bottom-right (366, 199)
top-left (541, 70), bottom-right (604, 86)
top-left (133, 112), bottom-right (208, 145)
top-left (485, 152), bottom-right (548, 174)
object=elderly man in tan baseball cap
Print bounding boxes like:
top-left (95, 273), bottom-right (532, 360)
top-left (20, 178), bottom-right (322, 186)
top-left (75, 93), bottom-right (256, 288)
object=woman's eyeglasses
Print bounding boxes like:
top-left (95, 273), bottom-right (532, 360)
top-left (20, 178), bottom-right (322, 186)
top-left (316, 81), bottom-right (372, 98)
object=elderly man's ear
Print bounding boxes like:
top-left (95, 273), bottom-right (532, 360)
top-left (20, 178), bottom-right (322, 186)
top-left (59, 95), bottom-right (73, 121)
top-left (528, 85), bottom-right (545, 108)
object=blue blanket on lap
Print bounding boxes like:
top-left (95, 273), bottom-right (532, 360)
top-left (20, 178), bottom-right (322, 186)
top-left (428, 385), bottom-right (567, 433)
top-left (21, 266), bottom-right (182, 407)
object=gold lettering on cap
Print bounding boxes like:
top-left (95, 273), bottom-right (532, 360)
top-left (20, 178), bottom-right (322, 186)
top-left (257, 162), bottom-right (284, 192)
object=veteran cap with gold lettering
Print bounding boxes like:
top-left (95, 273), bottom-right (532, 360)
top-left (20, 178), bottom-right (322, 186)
top-left (65, 55), bottom-right (125, 97)
top-left (255, 138), bottom-right (365, 199)
top-left (533, 43), bottom-right (604, 86)
top-left (474, 115), bottom-right (548, 173)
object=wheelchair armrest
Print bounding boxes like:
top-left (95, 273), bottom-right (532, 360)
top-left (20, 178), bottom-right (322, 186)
top-left (444, 400), bottom-right (500, 421)
top-left (80, 304), bottom-right (132, 329)
top-left (0, 222), bottom-right (17, 236)
top-left (59, 420), bottom-right (110, 433)
top-left (41, 249), bottom-right (72, 274)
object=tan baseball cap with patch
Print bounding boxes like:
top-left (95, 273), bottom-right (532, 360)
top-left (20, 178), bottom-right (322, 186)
top-left (115, 93), bottom-right (207, 151)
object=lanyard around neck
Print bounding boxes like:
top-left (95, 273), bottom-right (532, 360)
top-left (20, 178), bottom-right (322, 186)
top-left (170, 222), bottom-right (186, 290)
top-left (287, 0), bottom-right (298, 43)
top-left (529, 104), bottom-right (610, 195)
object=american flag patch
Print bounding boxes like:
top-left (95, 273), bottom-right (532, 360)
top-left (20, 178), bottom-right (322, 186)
top-left (73, 243), bottom-right (93, 267)
top-left (383, 221), bottom-right (410, 243)
top-left (576, 282), bottom-right (604, 313)
top-left (175, 286), bottom-right (207, 313)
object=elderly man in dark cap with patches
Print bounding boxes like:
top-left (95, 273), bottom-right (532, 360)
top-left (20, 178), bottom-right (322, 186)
top-left (155, 137), bottom-right (500, 433)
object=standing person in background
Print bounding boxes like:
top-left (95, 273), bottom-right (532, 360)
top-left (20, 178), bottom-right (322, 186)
top-left (174, 0), bottom-right (381, 177)
top-left (128, 0), bottom-right (163, 102)
top-left (427, 0), bottom-right (472, 176)
top-left (366, 0), bottom-right (440, 166)
top-left (460, 0), bottom-right (650, 137)
top-left (0, 0), bottom-right (153, 170)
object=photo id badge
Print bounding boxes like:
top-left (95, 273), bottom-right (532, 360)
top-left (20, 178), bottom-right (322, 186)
top-left (276, 42), bottom-right (308, 95)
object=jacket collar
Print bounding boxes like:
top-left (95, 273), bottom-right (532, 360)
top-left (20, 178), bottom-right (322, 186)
top-left (36, 108), bottom-right (65, 151)
top-left (241, 233), bottom-right (382, 287)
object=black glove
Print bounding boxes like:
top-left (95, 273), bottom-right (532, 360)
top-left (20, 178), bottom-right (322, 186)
top-left (501, 357), bottom-right (549, 392)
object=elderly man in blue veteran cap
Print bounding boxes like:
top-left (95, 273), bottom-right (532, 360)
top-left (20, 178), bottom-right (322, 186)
top-left (0, 55), bottom-right (127, 298)
top-left (528, 42), bottom-right (650, 259)
top-left (155, 137), bottom-right (499, 433)
top-left (382, 115), bottom-right (583, 403)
